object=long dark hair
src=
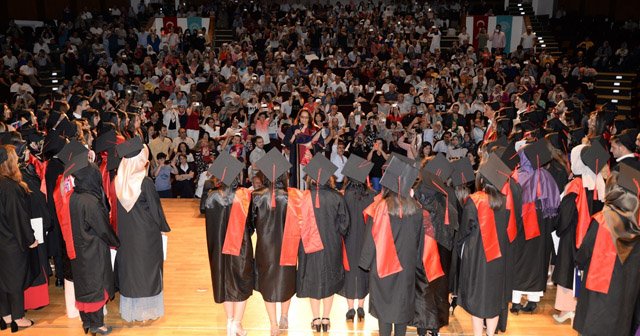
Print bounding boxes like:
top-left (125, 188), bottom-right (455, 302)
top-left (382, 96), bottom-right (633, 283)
top-left (382, 187), bottom-right (420, 217)
top-left (475, 174), bottom-right (505, 210)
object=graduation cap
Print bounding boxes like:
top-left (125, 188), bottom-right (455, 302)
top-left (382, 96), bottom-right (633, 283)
top-left (116, 136), bottom-right (144, 158)
top-left (19, 126), bottom-right (44, 145)
top-left (342, 154), bottom-right (373, 184)
top-left (487, 101), bottom-right (501, 111)
top-left (57, 140), bottom-right (89, 177)
top-left (385, 152), bottom-right (421, 170)
top-left (614, 128), bottom-right (639, 153)
top-left (256, 148), bottom-right (291, 183)
top-left (580, 141), bottom-right (610, 174)
top-left (522, 108), bottom-right (547, 126)
top-left (516, 92), bottom-right (531, 105)
top-left (56, 118), bottom-right (78, 138)
top-left (485, 136), bottom-right (508, 153)
top-left (451, 157), bottom-right (475, 187)
top-left (618, 163), bottom-right (640, 196)
top-left (497, 107), bottom-right (516, 120)
top-left (42, 133), bottom-right (67, 160)
top-left (524, 139), bottom-right (553, 168)
top-left (381, 155), bottom-right (419, 197)
top-left (304, 153), bottom-right (338, 208)
top-left (478, 153), bottom-right (511, 192)
top-left (207, 151), bottom-right (244, 187)
top-left (424, 153), bottom-right (453, 180)
top-left (569, 127), bottom-right (586, 146)
top-left (545, 132), bottom-right (568, 154)
top-left (94, 130), bottom-right (117, 153)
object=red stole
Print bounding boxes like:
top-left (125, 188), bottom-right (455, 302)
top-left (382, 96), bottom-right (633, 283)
top-left (221, 188), bottom-right (252, 256)
top-left (28, 155), bottom-right (48, 199)
top-left (363, 195), bottom-right (403, 278)
top-left (564, 178), bottom-right (592, 249)
top-left (522, 201), bottom-right (540, 240)
top-left (468, 192), bottom-right (502, 262)
top-left (99, 152), bottom-right (118, 233)
top-left (585, 212), bottom-right (617, 294)
top-left (422, 210), bottom-right (445, 282)
top-left (53, 175), bottom-right (76, 259)
top-left (279, 188), bottom-right (324, 266)
top-left (501, 179), bottom-right (518, 242)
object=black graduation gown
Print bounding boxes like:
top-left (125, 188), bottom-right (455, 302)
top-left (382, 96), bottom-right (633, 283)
top-left (247, 187), bottom-right (295, 303)
top-left (296, 186), bottom-right (349, 299)
top-left (551, 188), bottom-right (602, 289)
top-left (359, 210), bottom-right (424, 324)
top-left (69, 192), bottom-right (120, 303)
top-left (548, 160), bottom-right (569, 193)
top-left (573, 220), bottom-right (640, 336)
top-left (456, 197), bottom-right (510, 319)
top-left (21, 165), bottom-right (52, 286)
top-left (412, 184), bottom-right (456, 330)
top-left (339, 183), bottom-right (375, 300)
top-left (0, 178), bottom-right (36, 293)
top-left (45, 159), bottom-right (64, 259)
top-left (115, 178), bottom-right (171, 298)
top-left (511, 199), bottom-right (553, 293)
top-left (204, 187), bottom-right (254, 303)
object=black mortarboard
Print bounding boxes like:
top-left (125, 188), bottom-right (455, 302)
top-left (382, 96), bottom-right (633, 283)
top-left (485, 136), bottom-right (508, 153)
top-left (478, 153), bottom-right (511, 192)
top-left (488, 101), bottom-right (501, 111)
top-left (207, 151), bottom-right (244, 187)
top-left (422, 170), bottom-right (447, 194)
top-left (385, 152), bottom-right (421, 169)
top-left (116, 136), bottom-right (144, 158)
top-left (569, 127), bottom-right (586, 146)
top-left (342, 154), bottom-right (373, 184)
top-left (58, 140), bottom-right (89, 177)
top-left (42, 133), bottom-right (67, 160)
top-left (255, 148), bottom-right (291, 183)
top-left (451, 157), bottom-right (475, 187)
top-left (516, 92), bottom-right (531, 105)
top-left (381, 155), bottom-right (419, 197)
top-left (497, 107), bottom-right (516, 120)
top-left (618, 164), bottom-right (640, 196)
top-left (94, 130), bottom-right (117, 153)
top-left (19, 126), bottom-right (44, 145)
top-left (106, 148), bottom-right (121, 171)
top-left (545, 132), bottom-right (568, 154)
top-left (501, 140), bottom-right (521, 171)
top-left (424, 153), bottom-right (453, 180)
top-left (57, 117), bottom-right (78, 138)
top-left (615, 128), bottom-right (639, 153)
top-left (524, 139), bottom-right (553, 167)
top-left (522, 108), bottom-right (547, 126)
top-left (580, 141), bottom-right (610, 174)
top-left (304, 153), bottom-right (338, 186)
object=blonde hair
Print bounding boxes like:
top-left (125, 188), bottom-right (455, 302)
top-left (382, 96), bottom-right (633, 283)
top-left (0, 145), bottom-right (30, 192)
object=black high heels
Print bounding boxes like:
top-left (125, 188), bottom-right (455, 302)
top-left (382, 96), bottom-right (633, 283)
top-left (510, 303), bottom-right (523, 315)
top-left (346, 309), bottom-right (355, 321)
top-left (84, 327), bottom-right (89, 334)
top-left (357, 307), bottom-right (365, 321)
top-left (0, 319), bottom-right (7, 330)
top-left (321, 318), bottom-right (330, 332)
top-left (450, 296), bottom-right (458, 315)
top-left (521, 302), bottom-right (538, 313)
top-left (10, 320), bottom-right (34, 333)
top-left (311, 318), bottom-right (322, 332)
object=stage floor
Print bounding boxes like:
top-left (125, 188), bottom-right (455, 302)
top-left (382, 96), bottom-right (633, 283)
top-left (19, 199), bottom-right (577, 335)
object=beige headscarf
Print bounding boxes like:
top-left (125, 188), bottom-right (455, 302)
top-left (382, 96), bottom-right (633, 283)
top-left (114, 145), bottom-right (149, 212)
top-left (569, 144), bottom-right (605, 201)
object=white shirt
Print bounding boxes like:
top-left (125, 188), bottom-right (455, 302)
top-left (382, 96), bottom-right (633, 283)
top-left (330, 150), bottom-right (347, 182)
top-left (521, 32), bottom-right (536, 49)
top-left (616, 153), bottom-right (636, 162)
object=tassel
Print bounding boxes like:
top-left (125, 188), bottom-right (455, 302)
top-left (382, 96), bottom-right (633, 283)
top-left (315, 169), bottom-right (321, 208)
top-left (366, 176), bottom-right (371, 189)
top-left (220, 167), bottom-right (227, 186)
top-left (593, 159), bottom-right (599, 200)
top-left (431, 180), bottom-right (449, 225)
top-left (536, 155), bottom-right (541, 197)
top-left (271, 165), bottom-right (276, 208)
top-left (398, 176), bottom-right (403, 219)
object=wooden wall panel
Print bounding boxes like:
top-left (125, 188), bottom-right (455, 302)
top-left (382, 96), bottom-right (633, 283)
top-left (7, 0), bottom-right (38, 20)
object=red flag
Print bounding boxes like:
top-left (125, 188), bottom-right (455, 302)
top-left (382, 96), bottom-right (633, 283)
top-left (163, 17), bottom-right (178, 34)
top-left (472, 16), bottom-right (489, 50)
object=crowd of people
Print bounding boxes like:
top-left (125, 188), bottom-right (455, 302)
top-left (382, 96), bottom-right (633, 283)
top-left (0, 1), bottom-right (639, 336)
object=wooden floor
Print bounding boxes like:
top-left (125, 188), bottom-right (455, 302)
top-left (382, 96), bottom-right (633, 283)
top-left (18, 199), bottom-right (577, 335)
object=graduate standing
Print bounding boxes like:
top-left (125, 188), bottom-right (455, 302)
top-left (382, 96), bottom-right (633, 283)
top-left (204, 151), bottom-right (254, 336)
top-left (114, 137), bottom-right (171, 322)
top-left (292, 154), bottom-right (349, 332)
top-left (249, 149), bottom-right (296, 336)
top-left (63, 141), bottom-right (120, 335)
top-left (573, 165), bottom-right (640, 336)
top-left (338, 155), bottom-right (375, 322)
top-left (0, 144), bottom-right (37, 332)
top-left (551, 144), bottom-right (605, 323)
top-left (359, 156), bottom-right (425, 336)
top-left (456, 153), bottom-right (512, 336)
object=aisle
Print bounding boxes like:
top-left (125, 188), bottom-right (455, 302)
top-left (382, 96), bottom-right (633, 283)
top-left (18, 199), bottom-right (576, 335)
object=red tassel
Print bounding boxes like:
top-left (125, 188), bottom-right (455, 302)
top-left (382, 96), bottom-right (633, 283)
top-left (366, 176), bottom-right (371, 189)
top-left (593, 159), bottom-right (599, 200)
top-left (397, 176), bottom-right (403, 219)
top-left (431, 180), bottom-right (449, 225)
top-left (271, 165), bottom-right (276, 208)
top-left (536, 155), bottom-right (541, 197)
top-left (315, 169), bottom-right (321, 208)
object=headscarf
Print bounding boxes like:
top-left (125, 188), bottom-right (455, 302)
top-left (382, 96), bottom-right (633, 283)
top-left (569, 144), bottom-right (606, 200)
top-left (114, 145), bottom-right (149, 212)
top-left (602, 173), bottom-right (640, 263)
top-left (517, 150), bottom-right (561, 218)
top-left (73, 163), bottom-right (105, 202)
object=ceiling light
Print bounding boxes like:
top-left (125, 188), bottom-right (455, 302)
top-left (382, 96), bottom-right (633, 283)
top-left (613, 89), bottom-right (620, 93)
top-left (616, 75), bottom-right (622, 79)
top-left (611, 99), bottom-right (618, 103)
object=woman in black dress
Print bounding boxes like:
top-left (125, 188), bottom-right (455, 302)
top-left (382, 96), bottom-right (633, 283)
top-left (204, 152), bottom-right (254, 336)
top-left (0, 144), bottom-right (37, 332)
top-left (171, 153), bottom-right (195, 198)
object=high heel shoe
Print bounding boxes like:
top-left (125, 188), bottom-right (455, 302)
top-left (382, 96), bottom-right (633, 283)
top-left (449, 296), bottom-right (458, 315)
top-left (10, 320), bottom-right (34, 333)
top-left (233, 321), bottom-right (247, 336)
top-left (0, 319), bottom-right (7, 330)
top-left (321, 318), bottom-right (330, 332)
top-left (311, 318), bottom-right (322, 332)
top-left (83, 327), bottom-right (89, 334)
top-left (552, 311), bottom-right (575, 324)
top-left (521, 301), bottom-right (538, 313)
top-left (510, 303), bottom-right (523, 315)
top-left (357, 307), bottom-right (365, 321)
top-left (89, 326), bottom-right (112, 335)
top-left (227, 318), bottom-right (234, 336)
top-left (278, 316), bottom-right (288, 330)
top-left (346, 309), bottom-right (355, 321)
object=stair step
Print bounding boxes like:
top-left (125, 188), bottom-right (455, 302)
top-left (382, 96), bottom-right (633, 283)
top-left (597, 95), bottom-right (632, 101)
top-left (597, 104), bottom-right (632, 111)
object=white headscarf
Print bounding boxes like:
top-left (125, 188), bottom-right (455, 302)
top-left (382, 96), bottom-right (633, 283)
top-left (114, 145), bottom-right (149, 212)
top-left (569, 144), bottom-right (606, 200)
